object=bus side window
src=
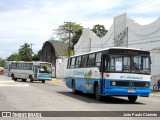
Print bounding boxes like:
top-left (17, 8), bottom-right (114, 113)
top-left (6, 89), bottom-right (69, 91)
top-left (80, 55), bottom-right (88, 67)
top-left (67, 58), bottom-right (71, 68)
top-left (95, 52), bottom-right (102, 69)
top-left (70, 57), bottom-right (76, 68)
top-left (88, 54), bottom-right (95, 67)
top-left (75, 56), bottom-right (81, 68)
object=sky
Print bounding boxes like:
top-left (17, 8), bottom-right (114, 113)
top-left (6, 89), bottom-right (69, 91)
top-left (0, 0), bottom-right (160, 59)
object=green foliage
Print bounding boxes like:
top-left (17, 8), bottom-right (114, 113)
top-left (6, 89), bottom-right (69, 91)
top-left (54, 22), bottom-right (83, 57)
top-left (19, 43), bottom-right (32, 61)
top-left (7, 53), bottom-right (21, 61)
top-left (0, 58), bottom-right (5, 67)
top-left (32, 54), bottom-right (39, 61)
top-left (32, 50), bottom-right (41, 61)
top-left (91, 24), bottom-right (108, 38)
top-left (65, 49), bottom-right (74, 57)
top-left (55, 22), bottom-right (83, 48)
top-left (38, 50), bottom-right (42, 57)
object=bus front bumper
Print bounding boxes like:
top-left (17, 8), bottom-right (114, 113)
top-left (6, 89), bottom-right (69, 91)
top-left (38, 77), bottom-right (52, 81)
top-left (104, 88), bottom-right (151, 97)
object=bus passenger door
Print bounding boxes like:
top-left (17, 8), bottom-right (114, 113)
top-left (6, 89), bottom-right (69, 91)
top-left (101, 55), bottom-right (109, 94)
top-left (33, 65), bottom-right (38, 80)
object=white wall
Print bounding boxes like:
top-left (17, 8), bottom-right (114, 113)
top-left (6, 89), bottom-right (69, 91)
top-left (56, 58), bottom-right (68, 79)
top-left (74, 14), bottom-right (160, 82)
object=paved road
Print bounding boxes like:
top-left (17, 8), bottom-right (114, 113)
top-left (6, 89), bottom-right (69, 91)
top-left (0, 75), bottom-right (160, 120)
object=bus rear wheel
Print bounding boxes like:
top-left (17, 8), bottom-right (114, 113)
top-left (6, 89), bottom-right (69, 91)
top-left (42, 81), bottom-right (45, 83)
top-left (128, 96), bottom-right (137, 103)
top-left (95, 84), bottom-right (102, 101)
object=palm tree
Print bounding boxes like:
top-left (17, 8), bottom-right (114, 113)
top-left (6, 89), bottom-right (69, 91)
top-left (19, 43), bottom-right (32, 61)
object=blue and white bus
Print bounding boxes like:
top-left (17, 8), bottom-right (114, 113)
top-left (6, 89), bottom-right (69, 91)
top-left (4, 61), bottom-right (52, 83)
top-left (66, 47), bottom-right (151, 102)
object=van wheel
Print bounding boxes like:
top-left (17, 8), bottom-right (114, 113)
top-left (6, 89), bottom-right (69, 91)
top-left (72, 81), bottom-right (77, 94)
top-left (128, 96), bottom-right (137, 103)
top-left (30, 76), bottom-right (33, 83)
top-left (95, 84), bottom-right (102, 101)
top-left (42, 81), bottom-right (45, 83)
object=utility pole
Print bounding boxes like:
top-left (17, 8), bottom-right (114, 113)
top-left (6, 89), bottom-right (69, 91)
top-left (30, 44), bottom-right (34, 51)
top-left (29, 43), bottom-right (34, 61)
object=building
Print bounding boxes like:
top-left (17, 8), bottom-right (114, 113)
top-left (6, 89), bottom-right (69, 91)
top-left (40, 40), bottom-right (68, 66)
top-left (40, 40), bottom-right (68, 78)
top-left (74, 13), bottom-right (160, 84)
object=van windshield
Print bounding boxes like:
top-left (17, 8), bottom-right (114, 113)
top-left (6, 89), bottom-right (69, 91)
top-left (39, 63), bottom-right (52, 74)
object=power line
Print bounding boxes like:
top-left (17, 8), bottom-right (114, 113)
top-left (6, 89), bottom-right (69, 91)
top-left (76, 0), bottom-right (159, 24)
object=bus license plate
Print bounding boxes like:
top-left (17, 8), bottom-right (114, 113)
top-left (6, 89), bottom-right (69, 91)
top-left (128, 90), bottom-right (135, 93)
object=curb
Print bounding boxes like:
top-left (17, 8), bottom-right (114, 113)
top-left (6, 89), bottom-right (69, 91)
top-left (49, 79), bottom-right (66, 83)
top-left (150, 91), bottom-right (160, 96)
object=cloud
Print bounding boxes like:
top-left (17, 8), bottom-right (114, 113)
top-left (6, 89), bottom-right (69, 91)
top-left (0, 0), bottom-right (159, 58)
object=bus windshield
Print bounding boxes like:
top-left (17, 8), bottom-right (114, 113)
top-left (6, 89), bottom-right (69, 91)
top-left (109, 55), bottom-right (150, 74)
top-left (39, 63), bottom-right (52, 74)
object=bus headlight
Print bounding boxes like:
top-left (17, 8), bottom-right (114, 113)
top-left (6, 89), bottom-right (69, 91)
top-left (145, 83), bottom-right (149, 88)
top-left (111, 81), bottom-right (116, 86)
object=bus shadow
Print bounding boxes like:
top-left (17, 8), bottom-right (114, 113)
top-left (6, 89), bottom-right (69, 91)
top-left (57, 91), bottom-right (145, 105)
top-left (16, 80), bottom-right (43, 84)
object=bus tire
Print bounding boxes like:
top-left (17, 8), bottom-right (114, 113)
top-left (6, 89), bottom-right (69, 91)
top-left (72, 81), bottom-right (77, 94)
top-left (30, 76), bottom-right (33, 83)
top-left (22, 79), bottom-right (26, 82)
top-left (95, 84), bottom-right (102, 101)
top-left (11, 74), bottom-right (14, 80)
top-left (42, 81), bottom-right (45, 83)
top-left (128, 96), bottom-right (137, 103)
top-left (11, 74), bottom-right (17, 81)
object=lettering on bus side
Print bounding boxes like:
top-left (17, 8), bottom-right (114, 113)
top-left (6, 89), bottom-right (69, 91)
top-left (73, 70), bottom-right (85, 76)
top-left (73, 69), bottom-right (93, 78)
top-left (120, 75), bottom-right (143, 80)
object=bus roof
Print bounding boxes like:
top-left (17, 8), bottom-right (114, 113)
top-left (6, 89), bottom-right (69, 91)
top-left (70, 47), bottom-right (149, 58)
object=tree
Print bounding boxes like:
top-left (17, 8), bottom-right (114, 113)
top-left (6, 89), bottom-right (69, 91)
top-left (19, 43), bottom-right (32, 61)
top-left (7, 53), bottom-right (21, 61)
top-left (32, 54), bottom-right (39, 61)
top-left (0, 58), bottom-right (5, 67)
top-left (91, 24), bottom-right (108, 38)
top-left (65, 49), bottom-right (74, 57)
top-left (32, 50), bottom-right (41, 61)
top-left (54, 22), bottom-right (83, 48)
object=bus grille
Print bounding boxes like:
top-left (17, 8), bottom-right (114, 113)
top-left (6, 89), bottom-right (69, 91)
top-left (110, 81), bottom-right (149, 88)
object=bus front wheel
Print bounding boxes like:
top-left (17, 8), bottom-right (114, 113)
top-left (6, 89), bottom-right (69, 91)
top-left (11, 75), bottom-right (17, 81)
top-left (42, 81), bottom-right (45, 83)
top-left (128, 96), bottom-right (137, 103)
top-left (30, 76), bottom-right (33, 83)
top-left (95, 84), bottom-right (102, 101)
